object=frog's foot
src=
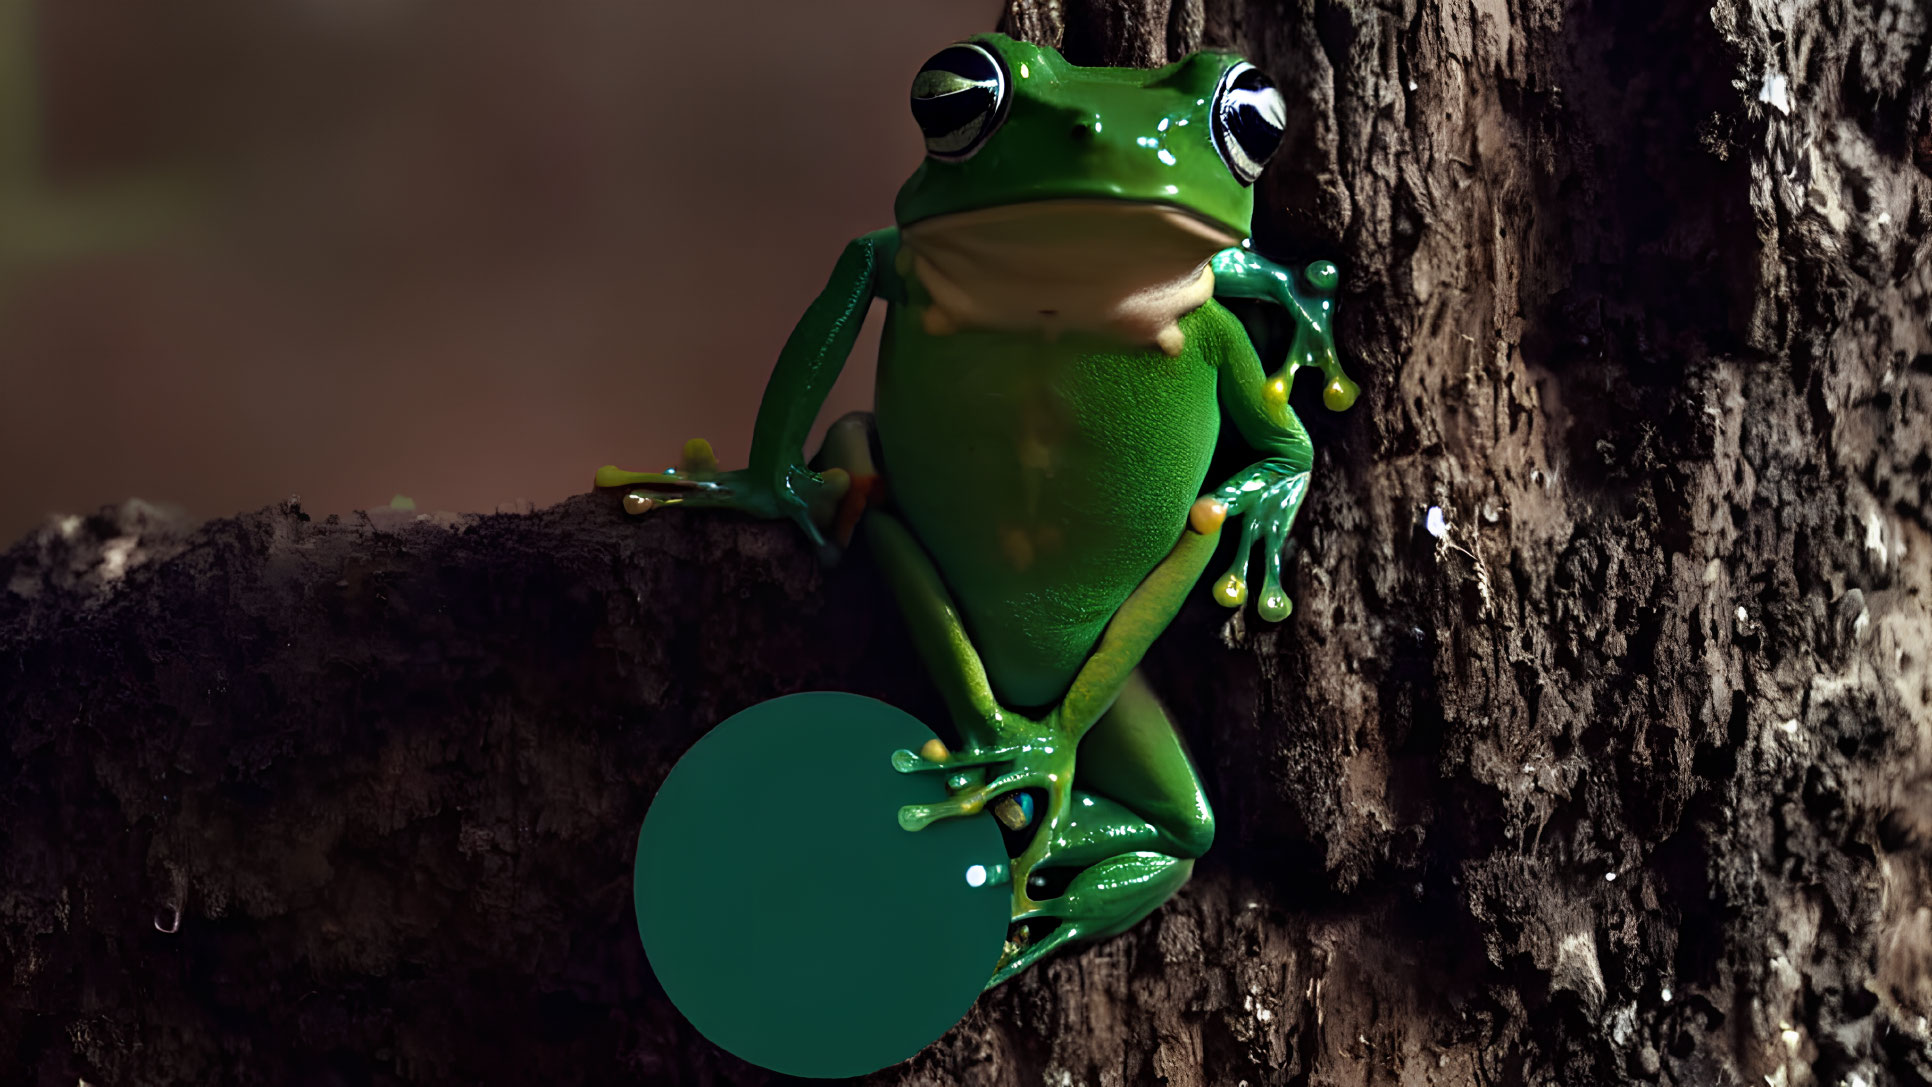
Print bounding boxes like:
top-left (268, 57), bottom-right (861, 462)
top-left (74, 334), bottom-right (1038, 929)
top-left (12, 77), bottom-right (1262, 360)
top-left (1209, 469), bottom-right (1310, 622)
top-left (596, 438), bottom-right (728, 512)
top-left (595, 438), bottom-right (850, 553)
top-left (986, 852), bottom-right (1195, 990)
top-left (891, 734), bottom-right (1072, 832)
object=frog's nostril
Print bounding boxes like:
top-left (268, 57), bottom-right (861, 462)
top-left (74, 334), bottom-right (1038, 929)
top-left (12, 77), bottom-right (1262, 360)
top-left (1070, 122), bottom-right (1093, 140)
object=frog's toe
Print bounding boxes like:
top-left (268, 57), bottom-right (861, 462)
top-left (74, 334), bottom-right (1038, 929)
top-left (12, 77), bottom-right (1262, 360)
top-left (986, 921), bottom-right (1085, 990)
top-left (889, 739), bottom-right (1040, 774)
top-left (594, 464), bottom-right (658, 489)
top-left (678, 437), bottom-right (720, 475)
top-left (596, 471), bottom-right (724, 517)
top-left (898, 792), bottom-right (987, 831)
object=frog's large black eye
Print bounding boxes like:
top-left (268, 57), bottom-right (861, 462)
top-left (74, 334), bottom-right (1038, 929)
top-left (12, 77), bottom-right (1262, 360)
top-left (911, 42), bottom-right (1009, 161)
top-left (1211, 61), bottom-right (1286, 185)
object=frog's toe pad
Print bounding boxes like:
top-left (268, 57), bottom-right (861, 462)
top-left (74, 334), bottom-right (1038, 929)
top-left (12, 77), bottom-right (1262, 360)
top-left (1213, 573), bottom-right (1247, 607)
top-left (1258, 589), bottom-right (1292, 622)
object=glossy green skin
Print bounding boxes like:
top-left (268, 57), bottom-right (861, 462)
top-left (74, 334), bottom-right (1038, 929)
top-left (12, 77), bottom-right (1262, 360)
top-left (894, 38), bottom-right (1256, 235)
top-left (598, 33), bottom-right (1355, 989)
top-left (877, 299), bottom-right (1243, 708)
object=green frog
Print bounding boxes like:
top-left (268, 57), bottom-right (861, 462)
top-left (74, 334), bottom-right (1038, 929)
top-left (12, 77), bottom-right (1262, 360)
top-left (598, 33), bottom-right (1355, 989)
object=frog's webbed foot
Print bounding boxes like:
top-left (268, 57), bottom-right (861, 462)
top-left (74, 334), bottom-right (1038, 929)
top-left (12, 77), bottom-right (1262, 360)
top-left (891, 730), bottom-right (1072, 834)
top-left (595, 438), bottom-right (850, 557)
top-left (1208, 468), bottom-right (1310, 621)
top-left (987, 851), bottom-right (1196, 990)
top-left (898, 734), bottom-right (1201, 991)
top-left (1211, 251), bottom-right (1360, 413)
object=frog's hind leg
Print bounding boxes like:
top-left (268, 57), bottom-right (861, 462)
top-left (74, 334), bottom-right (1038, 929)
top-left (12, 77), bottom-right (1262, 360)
top-left (860, 498), bottom-right (1008, 756)
top-left (988, 673), bottom-right (1212, 988)
top-left (815, 411), bottom-right (1001, 755)
top-left (990, 848), bottom-right (1194, 990)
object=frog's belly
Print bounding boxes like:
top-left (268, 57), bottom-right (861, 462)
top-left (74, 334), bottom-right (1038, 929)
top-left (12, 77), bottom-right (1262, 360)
top-left (873, 305), bottom-right (1222, 709)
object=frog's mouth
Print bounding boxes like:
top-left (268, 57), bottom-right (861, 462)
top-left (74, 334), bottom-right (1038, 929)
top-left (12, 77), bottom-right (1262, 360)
top-left (898, 199), bottom-right (1244, 357)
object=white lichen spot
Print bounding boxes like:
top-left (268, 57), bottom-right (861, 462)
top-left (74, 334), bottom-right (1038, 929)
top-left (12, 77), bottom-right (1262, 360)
top-left (1609, 1002), bottom-right (1637, 1046)
top-left (1780, 718), bottom-right (1800, 735)
top-left (1845, 1071), bottom-right (1873, 1087)
top-left (1605, 870), bottom-right (1618, 882)
top-left (1737, 606), bottom-right (1750, 623)
top-left (1780, 1024), bottom-right (1801, 1050)
top-left (1555, 931), bottom-right (1607, 1004)
top-left (1758, 70), bottom-right (1791, 115)
top-left (1426, 506), bottom-right (1448, 539)
top-left (1864, 508), bottom-right (1889, 565)
top-left (1407, 80), bottom-right (1418, 91)
top-left (1661, 986), bottom-right (1673, 1003)
top-left (1256, 1007), bottom-right (1274, 1022)
top-left (57, 515), bottom-right (81, 539)
top-left (98, 536), bottom-right (138, 581)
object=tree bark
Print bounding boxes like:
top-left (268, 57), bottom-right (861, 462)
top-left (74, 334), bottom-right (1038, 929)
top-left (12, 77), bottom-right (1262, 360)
top-left (4, 1), bottom-right (1931, 1085)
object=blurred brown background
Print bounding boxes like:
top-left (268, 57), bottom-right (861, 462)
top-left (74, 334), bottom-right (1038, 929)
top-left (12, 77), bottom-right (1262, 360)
top-left (0, 0), bottom-right (998, 544)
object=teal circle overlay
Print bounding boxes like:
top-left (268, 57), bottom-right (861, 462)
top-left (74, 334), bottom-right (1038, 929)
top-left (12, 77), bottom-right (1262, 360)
top-left (634, 693), bottom-right (1010, 1079)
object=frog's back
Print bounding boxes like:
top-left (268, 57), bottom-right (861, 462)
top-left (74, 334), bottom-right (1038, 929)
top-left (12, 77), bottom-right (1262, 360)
top-left (874, 302), bottom-right (1242, 709)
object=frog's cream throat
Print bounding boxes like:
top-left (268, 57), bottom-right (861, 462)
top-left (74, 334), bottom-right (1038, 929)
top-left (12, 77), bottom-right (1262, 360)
top-left (900, 199), bottom-right (1243, 357)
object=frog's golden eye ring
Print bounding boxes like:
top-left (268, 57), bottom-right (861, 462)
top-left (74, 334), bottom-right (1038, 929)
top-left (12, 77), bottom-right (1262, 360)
top-left (911, 42), bottom-right (1010, 162)
top-left (1212, 61), bottom-right (1287, 185)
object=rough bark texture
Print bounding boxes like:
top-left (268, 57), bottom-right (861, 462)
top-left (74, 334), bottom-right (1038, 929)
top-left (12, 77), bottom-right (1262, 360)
top-left (4, 1), bottom-right (1930, 1085)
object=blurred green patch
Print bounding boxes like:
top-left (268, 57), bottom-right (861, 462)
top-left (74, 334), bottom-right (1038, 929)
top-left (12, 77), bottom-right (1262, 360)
top-left (0, 0), bottom-right (204, 285)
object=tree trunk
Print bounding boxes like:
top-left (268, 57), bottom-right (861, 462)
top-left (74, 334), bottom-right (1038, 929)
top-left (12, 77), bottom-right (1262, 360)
top-left (4, 1), bottom-right (1930, 1085)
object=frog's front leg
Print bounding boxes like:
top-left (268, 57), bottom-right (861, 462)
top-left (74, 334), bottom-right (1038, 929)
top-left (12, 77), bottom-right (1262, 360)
top-left (595, 228), bottom-right (898, 558)
top-left (1206, 250), bottom-right (1358, 621)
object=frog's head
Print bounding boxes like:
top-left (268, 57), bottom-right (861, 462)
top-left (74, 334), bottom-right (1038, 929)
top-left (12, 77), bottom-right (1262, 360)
top-left (893, 33), bottom-right (1286, 239)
